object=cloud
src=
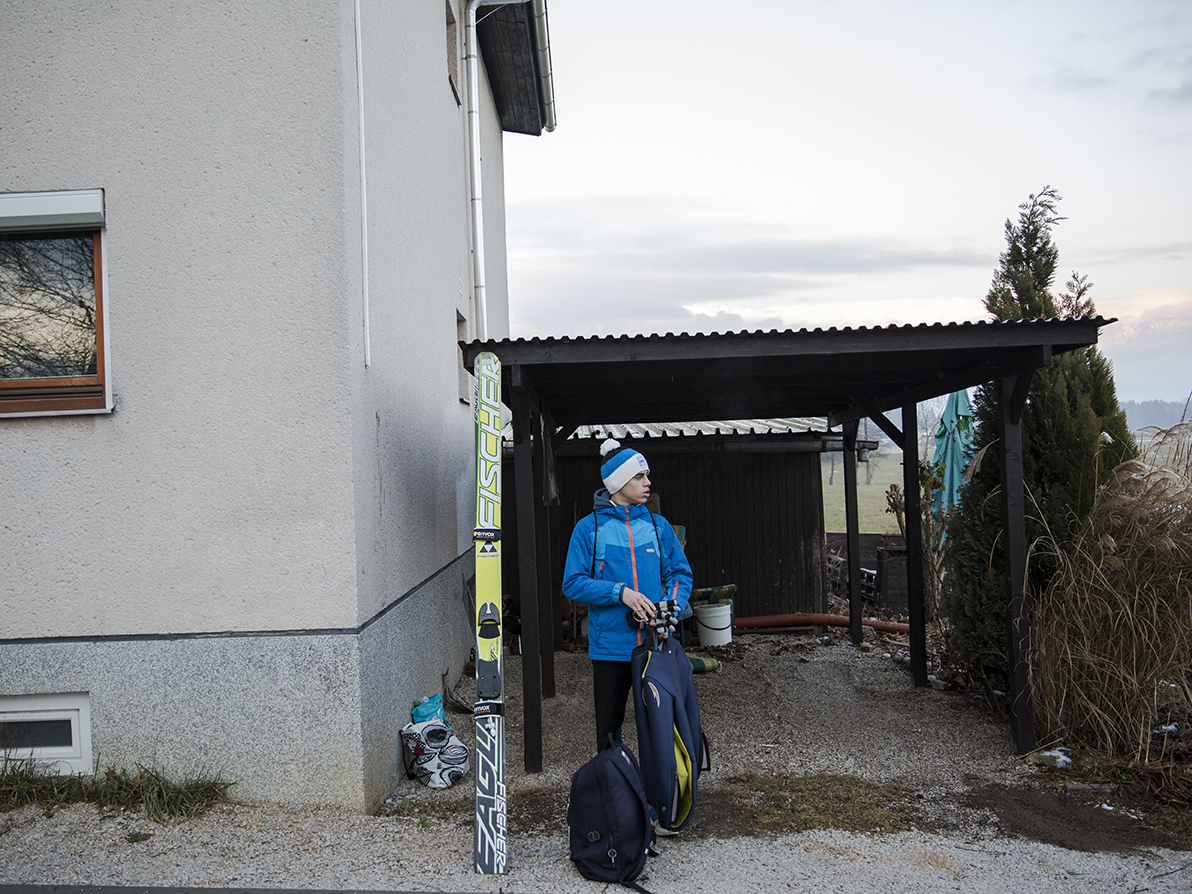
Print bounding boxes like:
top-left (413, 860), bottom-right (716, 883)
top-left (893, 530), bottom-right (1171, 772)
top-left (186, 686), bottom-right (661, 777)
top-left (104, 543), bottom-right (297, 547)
top-left (507, 264), bottom-right (789, 338)
top-left (1081, 241), bottom-right (1192, 265)
top-left (505, 196), bottom-right (996, 339)
top-left (1148, 77), bottom-right (1192, 104)
top-left (503, 195), bottom-right (996, 336)
top-left (1127, 39), bottom-right (1192, 103)
top-left (1099, 296), bottom-right (1192, 341)
top-left (642, 240), bottom-right (985, 277)
top-left (508, 197), bottom-right (987, 275)
top-left (1034, 66), bottom-right (1116, 96)
top-left (1096, 297), bottom-right (1192, 402)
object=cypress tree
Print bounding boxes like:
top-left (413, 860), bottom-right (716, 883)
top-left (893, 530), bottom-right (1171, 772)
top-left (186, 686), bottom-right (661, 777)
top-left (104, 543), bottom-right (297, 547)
top-left (942, 188), bottom-right (1136, 690)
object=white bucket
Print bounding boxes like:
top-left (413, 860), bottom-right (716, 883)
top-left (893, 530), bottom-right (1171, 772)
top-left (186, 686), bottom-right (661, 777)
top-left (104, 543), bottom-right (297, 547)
top-left (693, 603), bottom-right (733, 647)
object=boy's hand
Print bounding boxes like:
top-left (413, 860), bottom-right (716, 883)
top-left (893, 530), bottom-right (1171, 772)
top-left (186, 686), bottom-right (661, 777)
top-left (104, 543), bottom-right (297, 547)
top-left (620, 587), bottom-right (656, 620)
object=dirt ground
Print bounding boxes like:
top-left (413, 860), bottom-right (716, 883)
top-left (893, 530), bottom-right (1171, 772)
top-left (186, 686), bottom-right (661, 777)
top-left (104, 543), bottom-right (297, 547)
top-left (385, 629), bottom-right (1189, 856)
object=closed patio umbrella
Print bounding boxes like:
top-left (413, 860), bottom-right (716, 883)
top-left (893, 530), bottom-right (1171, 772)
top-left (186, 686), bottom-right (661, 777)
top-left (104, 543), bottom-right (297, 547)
top-left (931, 389), bottom-right (975, 517)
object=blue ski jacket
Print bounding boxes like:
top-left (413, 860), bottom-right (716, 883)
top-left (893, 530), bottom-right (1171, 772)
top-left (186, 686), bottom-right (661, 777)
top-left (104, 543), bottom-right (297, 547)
top-left (563, 489), bottom-right (693, 661)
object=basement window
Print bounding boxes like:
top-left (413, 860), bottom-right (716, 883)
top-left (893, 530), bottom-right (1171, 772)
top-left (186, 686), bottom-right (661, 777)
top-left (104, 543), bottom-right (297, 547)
top-left (0, 693), bottom-right (93, 775)
top-left (0, 189), bottom-right (110, 417)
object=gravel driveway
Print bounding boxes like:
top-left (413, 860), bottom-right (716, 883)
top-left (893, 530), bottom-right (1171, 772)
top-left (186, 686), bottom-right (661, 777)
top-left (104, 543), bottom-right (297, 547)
top-left (2, 631), bottom-right (1188, 892)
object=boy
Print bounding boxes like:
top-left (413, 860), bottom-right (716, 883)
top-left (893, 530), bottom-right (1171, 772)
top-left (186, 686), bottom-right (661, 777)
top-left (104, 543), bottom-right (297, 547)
top-left (562, 438), bottom-right (693, 752)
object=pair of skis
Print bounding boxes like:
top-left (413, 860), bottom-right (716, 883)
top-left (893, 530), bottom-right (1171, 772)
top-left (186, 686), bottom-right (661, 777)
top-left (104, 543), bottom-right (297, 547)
top-left (472, 352), bottom-right (506, 874)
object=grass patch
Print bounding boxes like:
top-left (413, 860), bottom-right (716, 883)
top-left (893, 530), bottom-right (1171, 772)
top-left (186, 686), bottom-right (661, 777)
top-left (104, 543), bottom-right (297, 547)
top-left (1144, 802), bottom-right (1192, 848)
top-left (822, 452), bottom-right (904, 534)
top-left (698, 773), bottom-right (919, 838)
top-left (1, 754), bottom-right (235, 823)
top-left (0, 755), bottom-right (89, 812)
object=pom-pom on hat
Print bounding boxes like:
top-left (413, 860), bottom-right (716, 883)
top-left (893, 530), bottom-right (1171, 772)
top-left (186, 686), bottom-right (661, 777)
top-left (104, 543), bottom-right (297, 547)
top-left (600, 438), bottom-right (649, 495)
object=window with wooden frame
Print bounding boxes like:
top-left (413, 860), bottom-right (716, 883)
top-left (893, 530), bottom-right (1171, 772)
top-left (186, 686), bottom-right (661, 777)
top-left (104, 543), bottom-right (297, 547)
top-left (0, 189), bottom-right (109, 416)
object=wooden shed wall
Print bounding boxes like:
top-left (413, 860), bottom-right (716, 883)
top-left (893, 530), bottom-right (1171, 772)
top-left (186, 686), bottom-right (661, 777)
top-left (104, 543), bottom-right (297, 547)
top-left (552, 448), bottom-right (827, 618)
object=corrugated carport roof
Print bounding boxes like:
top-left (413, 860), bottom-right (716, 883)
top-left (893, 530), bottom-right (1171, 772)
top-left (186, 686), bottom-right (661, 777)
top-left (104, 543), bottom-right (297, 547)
top-left (464, 317), bottom-right (1112, 429)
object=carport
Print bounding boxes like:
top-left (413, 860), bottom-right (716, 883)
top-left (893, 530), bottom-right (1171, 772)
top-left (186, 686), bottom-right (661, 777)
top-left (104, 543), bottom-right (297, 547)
top-left (463, 317), bottom-right (1113, 770)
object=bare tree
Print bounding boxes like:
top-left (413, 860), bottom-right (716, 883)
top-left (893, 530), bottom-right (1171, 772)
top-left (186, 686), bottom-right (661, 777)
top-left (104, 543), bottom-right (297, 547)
top-left (917, 395), bottom-right (948, 461)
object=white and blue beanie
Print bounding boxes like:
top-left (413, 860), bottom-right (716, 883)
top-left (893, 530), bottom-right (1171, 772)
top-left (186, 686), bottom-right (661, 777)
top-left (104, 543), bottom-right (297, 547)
top-left (600, 438), bottom-right (649, 495)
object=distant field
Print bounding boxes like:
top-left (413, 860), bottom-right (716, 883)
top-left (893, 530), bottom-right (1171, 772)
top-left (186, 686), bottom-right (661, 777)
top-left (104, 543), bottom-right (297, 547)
top-left (821, 451), bottom-right (905, 534)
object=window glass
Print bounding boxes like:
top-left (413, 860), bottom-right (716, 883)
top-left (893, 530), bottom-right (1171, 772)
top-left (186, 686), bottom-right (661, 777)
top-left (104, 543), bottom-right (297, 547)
top-left (0, 718), bottom-right (74, 749)
top-left (0, 231), bottom-right (99, 381)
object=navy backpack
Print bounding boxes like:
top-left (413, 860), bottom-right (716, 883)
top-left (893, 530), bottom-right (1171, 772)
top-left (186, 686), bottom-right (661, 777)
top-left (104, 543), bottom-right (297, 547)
top-left (567, 740), bottom-right (655, 892)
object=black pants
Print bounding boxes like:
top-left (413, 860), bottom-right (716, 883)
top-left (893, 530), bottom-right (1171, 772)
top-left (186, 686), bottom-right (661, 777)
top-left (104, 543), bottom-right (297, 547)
top-left (592, 659), bottom-right (633, 752)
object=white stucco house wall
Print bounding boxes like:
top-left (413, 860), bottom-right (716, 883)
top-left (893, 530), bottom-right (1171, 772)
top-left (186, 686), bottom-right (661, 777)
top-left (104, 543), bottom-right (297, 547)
top-left (0, 0), bottom-right (554, 811)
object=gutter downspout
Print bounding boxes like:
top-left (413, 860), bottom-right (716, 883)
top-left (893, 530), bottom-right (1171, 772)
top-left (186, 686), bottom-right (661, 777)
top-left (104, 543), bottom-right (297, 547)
top-left (530, 0), bottom-right (556, 133)
top-left (465, 0), bottom-right (510, 344)
top-left (465, 0), bottom-right (555, 341)
top-left (354, 0), bottom-right (371, 367)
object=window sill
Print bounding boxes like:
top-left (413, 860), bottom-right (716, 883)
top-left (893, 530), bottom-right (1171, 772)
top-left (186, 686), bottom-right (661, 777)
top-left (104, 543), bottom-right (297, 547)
top-left (1, 392), bottom-right (110, 417)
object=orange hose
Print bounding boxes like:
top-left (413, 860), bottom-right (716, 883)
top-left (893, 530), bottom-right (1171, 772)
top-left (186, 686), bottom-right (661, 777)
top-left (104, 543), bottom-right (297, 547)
top-left (734, 613), bottom-right (910, 635)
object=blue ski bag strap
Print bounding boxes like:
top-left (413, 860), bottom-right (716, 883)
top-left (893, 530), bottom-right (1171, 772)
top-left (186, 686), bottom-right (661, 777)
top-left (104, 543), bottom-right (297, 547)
top-left (567, 741), bottom-right (655, 893)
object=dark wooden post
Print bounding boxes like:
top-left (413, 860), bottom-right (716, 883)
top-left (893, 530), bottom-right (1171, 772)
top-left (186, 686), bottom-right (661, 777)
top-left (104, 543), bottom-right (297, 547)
top-left (510, 381), bottom-right (543, 772)
top-left (902, 401), bottom-right (928, 687)
top-left (550, 502), bottom-right (564, 652)
top-left (998, 372), bottom-right (1036, 754)
top-left (536, 457), bottom-right (557, 705)
top-left (538, 412), bottom-right (560, 700)
top-left (842, 420), bottom-right (862, 645)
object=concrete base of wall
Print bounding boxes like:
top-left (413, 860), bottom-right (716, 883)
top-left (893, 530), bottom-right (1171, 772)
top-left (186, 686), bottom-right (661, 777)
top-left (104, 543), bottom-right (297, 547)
top-left (0, 552), bottom-right (475, 812)
top-left (359, 551), bottom-right (477, 812)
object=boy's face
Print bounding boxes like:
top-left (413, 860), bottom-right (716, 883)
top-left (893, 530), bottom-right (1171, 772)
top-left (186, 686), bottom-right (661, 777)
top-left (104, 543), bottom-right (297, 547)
top-left (611, 470), bottom-right (651, 506)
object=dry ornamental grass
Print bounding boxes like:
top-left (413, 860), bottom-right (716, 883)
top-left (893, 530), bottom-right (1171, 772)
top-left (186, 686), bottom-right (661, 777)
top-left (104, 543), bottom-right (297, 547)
top-left (1030, 422), bottom-right (1192, 784)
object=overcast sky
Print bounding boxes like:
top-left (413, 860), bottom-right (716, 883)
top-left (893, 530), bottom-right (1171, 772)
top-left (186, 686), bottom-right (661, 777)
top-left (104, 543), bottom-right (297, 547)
top-left (502, 0), bottom-right (1191, 405)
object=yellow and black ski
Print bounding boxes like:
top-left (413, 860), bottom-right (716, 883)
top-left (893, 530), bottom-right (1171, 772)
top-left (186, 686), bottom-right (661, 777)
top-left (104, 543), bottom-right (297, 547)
top-left (472, 352), bottom-right (506, 874)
